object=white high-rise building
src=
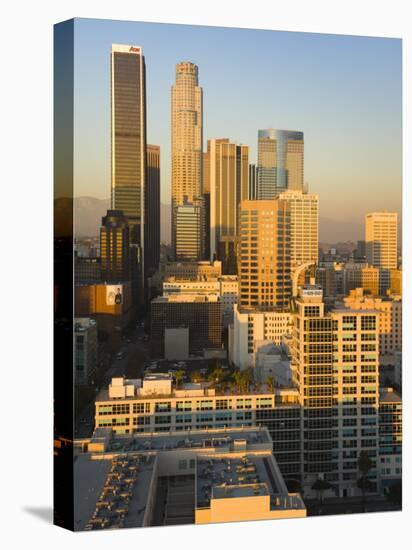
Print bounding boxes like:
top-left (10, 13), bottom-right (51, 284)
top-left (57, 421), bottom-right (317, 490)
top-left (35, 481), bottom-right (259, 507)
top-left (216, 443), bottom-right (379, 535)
top-left (365, 212), bottom-right (398, 269)
top-left (278, 189), bottom-right (319, 274)
top-left (171, 62), bottom-right (203, 258)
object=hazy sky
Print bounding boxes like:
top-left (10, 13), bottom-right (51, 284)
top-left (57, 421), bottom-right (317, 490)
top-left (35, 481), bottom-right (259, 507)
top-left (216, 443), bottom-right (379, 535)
top-left (73, 17), bottom-right (402, 229)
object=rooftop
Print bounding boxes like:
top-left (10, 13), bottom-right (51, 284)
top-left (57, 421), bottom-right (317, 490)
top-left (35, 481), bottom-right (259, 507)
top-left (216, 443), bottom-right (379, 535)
top-left (196, 454), bottom-right (305, 511)
top-left (105, 427), bottom-right (271, 454)
top-left (379, 387), bottom-right (402, 404)
top-left (152, 294), bottom-right (220, 303)
top-left (74, 452), bottom-right (156, 531)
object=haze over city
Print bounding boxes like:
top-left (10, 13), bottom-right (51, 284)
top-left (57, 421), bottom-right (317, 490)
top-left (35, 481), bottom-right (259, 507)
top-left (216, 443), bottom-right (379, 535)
top-left (72, 18), bottom-right (402, 241)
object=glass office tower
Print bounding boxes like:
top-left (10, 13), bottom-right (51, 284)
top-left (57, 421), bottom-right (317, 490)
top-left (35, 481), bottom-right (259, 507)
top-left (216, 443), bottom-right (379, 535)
top-left (257, 129), bottom-right (304, 199)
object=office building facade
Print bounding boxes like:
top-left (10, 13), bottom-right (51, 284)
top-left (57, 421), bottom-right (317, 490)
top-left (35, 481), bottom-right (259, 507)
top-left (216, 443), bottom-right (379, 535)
top-left (150, 294), bottom-right (222, 358)
top-left (100, 209), bottom-right (130, 282)
top-left (292, 285), bottom-right (380, 497)
top-left (208, 138), bottom-right (249, 272)
top-left (278, 190), bottom-right (319, 274)
top-left (111, 44), bottom-right (146, 249)
top-left (257, 129), bottom-right (304, 199)
top-left (171, 62), bottom-right (203, 258)
top-left (365, 212), bottom-right (398, 270)
top-left (74, 318), bottom-right (98, 386)
top-left (174, 200), bottom-right (204, 261)
top-left (238, 200), bottom-right (291, 309)
top-left (145, 145), bottom-right (161, 278)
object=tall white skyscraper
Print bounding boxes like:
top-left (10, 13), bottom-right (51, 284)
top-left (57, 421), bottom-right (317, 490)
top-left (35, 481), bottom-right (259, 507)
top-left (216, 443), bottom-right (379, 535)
top-left (171, 62), bottom-right (203, 259)
top-left (278, 189), bottom-right (319, 274)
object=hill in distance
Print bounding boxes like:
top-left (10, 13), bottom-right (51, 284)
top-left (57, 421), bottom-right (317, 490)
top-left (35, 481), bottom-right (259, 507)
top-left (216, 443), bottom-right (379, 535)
top-left (72, 197), bottom-right (363, 244)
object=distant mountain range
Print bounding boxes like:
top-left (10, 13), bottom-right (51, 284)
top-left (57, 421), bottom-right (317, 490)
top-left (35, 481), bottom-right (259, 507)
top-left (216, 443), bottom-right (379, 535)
top-left (71, 196), bottom-right (363, 244)
top-left (73, 196), bottom-right (171, 243)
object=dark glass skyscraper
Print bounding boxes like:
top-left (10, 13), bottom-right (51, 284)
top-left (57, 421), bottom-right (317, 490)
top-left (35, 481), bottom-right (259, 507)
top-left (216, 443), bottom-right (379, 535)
top-left (145, 144), bottom-right (160, 277)
top-left (100, 209), bottom-right (130, 282)
top-left (111, 44), bottom-right (147, 304)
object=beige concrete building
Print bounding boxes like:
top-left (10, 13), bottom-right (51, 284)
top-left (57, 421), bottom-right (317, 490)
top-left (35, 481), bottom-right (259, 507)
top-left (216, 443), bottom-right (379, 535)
top-left (208, 138), bottom-right (249, 271)
top-left (278, 189), bottom-right (319, 274)
top-left (95, 374), bottom-right (297, 435)
top-left (164, 260), bottom-right (222, 280)
top-left (365, 212), bottom-right (398, 269)
top-left (230, 304), bottom-right (292, 370)
top-left (343, 263), bottom-right (381, 296)
top-left (390, 268), bottom-right (402, 295)
top-left (171, 62), bottom-right (203, 257)
top-left (292, 284), bottom-right (380, 497)
top-left (74, 426), bottom-right (306, 530)
top-left (238, 199), bottom-right (291, 309)
top-left (343, 288), bottom-right (402, 357)
top-left (163, 274), bottom-right (238, 325)
top-left (174, 200), bottom-right (204, 261)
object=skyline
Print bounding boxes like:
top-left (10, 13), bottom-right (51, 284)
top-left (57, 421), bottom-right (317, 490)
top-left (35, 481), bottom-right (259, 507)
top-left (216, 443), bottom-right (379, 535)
top-left (73, 17), bottom-right (402, 237)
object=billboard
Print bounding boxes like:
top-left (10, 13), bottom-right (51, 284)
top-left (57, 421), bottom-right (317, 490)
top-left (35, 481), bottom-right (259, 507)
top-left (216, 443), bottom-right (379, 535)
top-left (106, 285), bottom-right (123, 306)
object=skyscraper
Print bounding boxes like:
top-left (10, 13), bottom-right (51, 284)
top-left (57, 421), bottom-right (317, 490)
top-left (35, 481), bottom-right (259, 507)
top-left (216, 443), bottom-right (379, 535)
top-left (174, 200), bottom-right (204, 261)
top-left (111, 44), bottom-right (146, 247)
top-left (171, 61), bottom-right (203, 258)
top-left (111, 44), bottom-right (147, 303)
top-left (203, 150), bottom-right (211, 260)
top-left (145, 145), bottom-right (160, 277)
top-left (365, 212), bottom-right (398, 269)
top-left (100, 209), bottom-right (130, 282)
top-left (278, 190), bottom-right (319, 275)
top-left (292, 284), bottom-right (380, 496)
top-left (248, 163), bottom-right (258, 200)
top-left (257, 129), bottom-right (304, 199)
top-left (209, 138), bottom-right (249, 272)
top-left (238, 199), bottom-right (291, 309)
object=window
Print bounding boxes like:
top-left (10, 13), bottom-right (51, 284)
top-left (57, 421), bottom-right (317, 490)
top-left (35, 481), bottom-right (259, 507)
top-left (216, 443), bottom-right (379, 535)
top-left (155, 402), bottom-right (171, 413)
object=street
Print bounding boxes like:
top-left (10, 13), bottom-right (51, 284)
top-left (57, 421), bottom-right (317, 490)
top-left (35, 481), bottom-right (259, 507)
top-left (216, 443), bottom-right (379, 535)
top-left (74, 322), bottom-right (149, 439)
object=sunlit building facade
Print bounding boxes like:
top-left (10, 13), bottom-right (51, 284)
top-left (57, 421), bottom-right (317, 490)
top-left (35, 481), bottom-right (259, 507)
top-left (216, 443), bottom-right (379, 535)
top-left (238, 200), bottom-right (291, 309)
top-left (365, 212), bottom-right (398, 270)
top-left (171, 62), bottom-right (203, 258)
top-left (292, 285), bottom-right (380, 497)
top-left (278, 190), bottom-right (318, 274)
top-left (257, 129), bottom-right (304, 199)
top-left (208, 138), bottom-right (249, 272)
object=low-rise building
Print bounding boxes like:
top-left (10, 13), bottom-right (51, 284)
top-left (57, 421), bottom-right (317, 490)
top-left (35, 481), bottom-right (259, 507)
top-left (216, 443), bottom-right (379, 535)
top-left (343, 288), bottom-right (402, 358)
top-left (74, 318), bottom-right (98, 386)
top-left (74, 426), bottom-right (306, 530)
top-left (163, 275), bottom-right (238, 326)
top-left (229, 304), bottom-right (292, 370)
top-left (150, 295), bottom-right (222, 359)
top-left (95, 374), bottom-right (302, 481)
top-left (163, 260), bottom-right (222, 280)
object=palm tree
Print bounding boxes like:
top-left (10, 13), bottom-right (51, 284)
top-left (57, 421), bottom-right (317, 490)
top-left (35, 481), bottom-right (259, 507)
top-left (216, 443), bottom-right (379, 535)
top-left (208, 366), bottom-right (225, 386)
top-left (190, 370), bottom-right (203, 383)
top-left (233, 371), bottom-right (244, 393)
top-left (357, 450), bottom-right (374, 512)
top-left (242, 368), bottom-right (254, 392)
top-left (174, 369), bottom-right (185, 388)
top-left (311, 478), bottom-right (332, 514)
top-left (265, 376), bottom-right (275, 392)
